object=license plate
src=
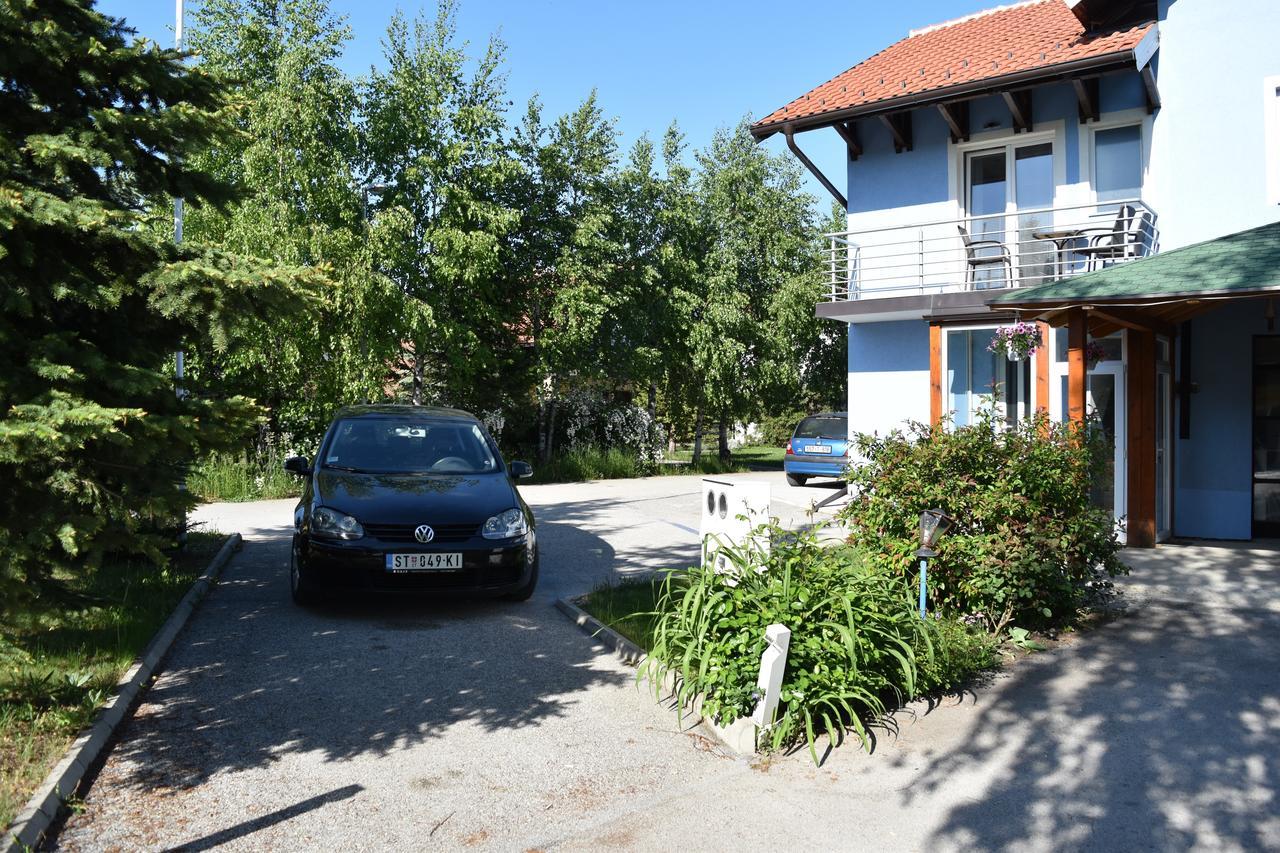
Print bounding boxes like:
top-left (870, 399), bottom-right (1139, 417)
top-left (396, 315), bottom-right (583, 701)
top-left (386, 553), bottom-right (463, 572)
top-left (804, 445), bottom-right (832, 454)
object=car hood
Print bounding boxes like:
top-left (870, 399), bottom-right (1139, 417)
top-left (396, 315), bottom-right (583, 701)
top-left (314, 469), bottom-right (519, 525)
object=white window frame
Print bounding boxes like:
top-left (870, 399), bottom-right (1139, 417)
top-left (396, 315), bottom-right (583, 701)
top-left (940, 322), bottom-right (1037, 429)
top-left (1264, 75), bottom-right (1280, 206)
top-left (947, 121), bottom-right (1068, 219)
top-left (1079, 107), bottom-right (1153, 205)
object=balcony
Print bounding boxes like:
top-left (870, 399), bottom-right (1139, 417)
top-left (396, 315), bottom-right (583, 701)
top-left (824, 200), bottom-right (1159, 302)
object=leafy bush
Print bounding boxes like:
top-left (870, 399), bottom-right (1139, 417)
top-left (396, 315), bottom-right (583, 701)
top-left (841, 409), bottom-right (1124, 634)
top-left (641, 527), bottom-right (930, 762)
top-left (756, 409), bottom-right (808, 447)
top-left (914, 617), bottom-right (999, 694)
top-left (188, 444), bottom-right (302, 503)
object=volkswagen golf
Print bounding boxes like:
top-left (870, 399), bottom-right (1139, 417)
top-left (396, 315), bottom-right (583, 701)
top-left (283, 405), bottom-right (538, 604)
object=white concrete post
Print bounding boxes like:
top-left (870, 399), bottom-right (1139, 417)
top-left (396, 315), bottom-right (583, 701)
top-left (750, 624), bottom-right (791, 729)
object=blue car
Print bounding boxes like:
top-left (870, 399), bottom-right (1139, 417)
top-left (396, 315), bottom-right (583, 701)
top-left (784, 412), bottom-right (850, 487)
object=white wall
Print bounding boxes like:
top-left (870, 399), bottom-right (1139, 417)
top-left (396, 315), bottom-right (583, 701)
top-left (1145, 0), bottom-right (1280, 249)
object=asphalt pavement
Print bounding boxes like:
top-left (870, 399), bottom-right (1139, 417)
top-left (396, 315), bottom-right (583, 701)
top-left (51, 472), bottom-right (1280, 851)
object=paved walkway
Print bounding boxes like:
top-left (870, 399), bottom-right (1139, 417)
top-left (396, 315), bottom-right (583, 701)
top-left (52, 475), bottom-right (1280, 851)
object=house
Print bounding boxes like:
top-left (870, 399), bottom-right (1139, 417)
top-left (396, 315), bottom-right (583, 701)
top-left (751, 0), bottom-right (1280, 547)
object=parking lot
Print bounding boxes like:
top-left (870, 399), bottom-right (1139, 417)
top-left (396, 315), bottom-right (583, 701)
top-left (52, 473), bottom-right (1280, 851)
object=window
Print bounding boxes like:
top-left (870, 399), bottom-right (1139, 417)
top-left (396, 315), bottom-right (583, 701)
top-left (1093, 124), bottom-right (1143, 201)
top-left (1266, 76), bottom-right (1280, 206)
top-left (946, 328), bottom-right (1032, 427)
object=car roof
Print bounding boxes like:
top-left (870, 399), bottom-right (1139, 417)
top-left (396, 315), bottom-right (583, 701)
top-left (802, 412), bottom-right (849, 418)
top-left (332, 404), bottom-right (480, 422)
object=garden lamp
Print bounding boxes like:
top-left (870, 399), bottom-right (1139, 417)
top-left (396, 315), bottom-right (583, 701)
top-left (914, 508), bottom-right (953, 618)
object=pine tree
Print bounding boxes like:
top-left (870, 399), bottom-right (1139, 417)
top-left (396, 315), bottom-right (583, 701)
top-left (0, 0), bottom-right (322, 610)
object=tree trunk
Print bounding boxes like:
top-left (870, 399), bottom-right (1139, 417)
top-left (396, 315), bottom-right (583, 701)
top-left (718, 415), bottom-right (731, 464)
top-left (411, 355), bottom-right (423, 406)
top-left (545, 399), bottom-right (558, 462)
top-left (536, 400), bottom-right (549, 464)
top-left (646, 383), bottom-right (657, 420)
top-left (692, 406), bottom-right (704, 465)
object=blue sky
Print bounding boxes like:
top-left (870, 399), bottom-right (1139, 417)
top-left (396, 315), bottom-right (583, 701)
top-left (99, 0), bottom-right (997, 206)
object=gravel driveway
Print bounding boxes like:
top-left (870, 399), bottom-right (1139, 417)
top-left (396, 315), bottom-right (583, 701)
top-left (51, 474), bottom-right (1280, 851)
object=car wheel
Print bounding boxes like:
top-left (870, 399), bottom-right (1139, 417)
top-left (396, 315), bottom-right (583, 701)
top-left (505, 558), bottom-right (539, 602)
top-left (786, 473), bottom-right (808, 487)
top-left (290, 539), bottom-right (320, 606)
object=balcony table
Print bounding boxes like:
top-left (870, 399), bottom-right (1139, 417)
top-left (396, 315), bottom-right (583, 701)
top-left (1031, 228), bottom-right (1087, 280)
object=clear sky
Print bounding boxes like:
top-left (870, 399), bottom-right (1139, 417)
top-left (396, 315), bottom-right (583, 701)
top-left (97, 0), bottom-right (998, 208)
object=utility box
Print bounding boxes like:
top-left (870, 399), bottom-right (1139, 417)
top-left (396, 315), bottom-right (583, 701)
top-left (700, 478), bottom-right (771, 573)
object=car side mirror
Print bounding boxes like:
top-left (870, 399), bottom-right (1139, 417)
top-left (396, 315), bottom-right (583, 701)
top-left (283, 456), bottom-right (311, 476)
top-left (509, 460), bottom-right (533, 479)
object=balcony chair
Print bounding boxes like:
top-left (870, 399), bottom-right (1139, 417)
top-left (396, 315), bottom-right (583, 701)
top-left (1073, 204), bottom-right (1152, 271)
top-left (957, 224), bottom-right (1012, 289)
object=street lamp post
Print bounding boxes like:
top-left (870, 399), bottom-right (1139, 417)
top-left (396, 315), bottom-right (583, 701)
top-left (914, 508), bottom-right (954, 619)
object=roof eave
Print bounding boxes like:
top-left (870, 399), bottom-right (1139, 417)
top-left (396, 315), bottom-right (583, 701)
top-left (989, 283), bottom-right (1280, 310)
top-left (750, 48), bottom-right (1140, 140)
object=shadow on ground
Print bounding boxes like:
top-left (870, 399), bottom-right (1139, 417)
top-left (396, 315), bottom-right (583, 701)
top-left (898, 554), bottom-right (1280, 849)
top-left (94, 495), bottom-right (703, 796)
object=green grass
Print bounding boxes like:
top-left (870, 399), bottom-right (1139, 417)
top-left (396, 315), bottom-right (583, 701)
top-left (0, 533), bottom-right (224, 830)
top-left (188, 449), bottom-right (302, 502)
top-left (578, 576), bottom-right (665, 651)
top-left (667, 444), bottom-right (784, 470)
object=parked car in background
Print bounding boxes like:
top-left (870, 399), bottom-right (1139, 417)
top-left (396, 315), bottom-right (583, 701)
top-left (283, 405), bottom-right (538, 605)
top-left (783, 412), bottom-right (850, 487)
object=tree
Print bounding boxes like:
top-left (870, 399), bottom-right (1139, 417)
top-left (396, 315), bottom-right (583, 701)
top-left (688, 120), bottom-right (816, 461)
top-left (184, 0), bottom-right (380, 441)
top-left (360, 1), bottom-right (518, 410)
top-left (0, 0), bottom-right (320, 609)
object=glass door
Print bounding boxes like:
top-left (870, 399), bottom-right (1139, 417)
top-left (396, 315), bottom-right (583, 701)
top-left (1088, 335), bottom-right (1127, 541)
top-left (965, 150), bottom-right (1008, 289)
top-left (965, 141), bottom-right (1056, 290)
top-left (1254, 336), bottom-right (1280, 537)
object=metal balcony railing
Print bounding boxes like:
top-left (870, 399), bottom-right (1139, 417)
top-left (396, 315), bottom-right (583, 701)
top-left (825, 199), bottom-right (1159, 302)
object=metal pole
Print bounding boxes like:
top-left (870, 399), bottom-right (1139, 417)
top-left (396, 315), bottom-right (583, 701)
top-left (918, 557), bottom-right (928, 619)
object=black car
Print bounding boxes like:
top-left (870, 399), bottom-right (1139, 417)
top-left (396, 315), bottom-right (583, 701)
top-left (283, 405), bottom-right (538, 604)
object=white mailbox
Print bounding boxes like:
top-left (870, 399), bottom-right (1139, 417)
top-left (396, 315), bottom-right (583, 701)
top-left (700, 478), bottom-right (771, 573)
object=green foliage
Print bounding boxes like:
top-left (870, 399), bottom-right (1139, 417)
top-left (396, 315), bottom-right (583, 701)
top-left (641, 527), bottom-right (930, 763)
top-left (1, 532), bottom-right (222, 828)
top-left (188, 449), bottom-right (302, 503)
top-left (756, 409), bottom-right (809, 447)
top-left (0, 0), bottom-right (320, 610)
top-left (914, 617), bottom-right (999, 694)
top-left (841, 410), bottom-right (1126, 634)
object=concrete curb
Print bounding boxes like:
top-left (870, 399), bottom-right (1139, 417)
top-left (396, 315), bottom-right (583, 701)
top-left (552, 597), bottom-right (757, 756)
top-left (4, 532), bottom-right (244, 853)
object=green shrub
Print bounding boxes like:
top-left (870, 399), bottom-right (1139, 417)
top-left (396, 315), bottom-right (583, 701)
top-left (914, 618), bottom-right (999, 694)
top-left (756, 409), bottom-right (808, 447)
top-left (841, 409), bottom-right (1124, 634)
top-left (528, 447), bottom-right (640, 483)
top-left (641, 527), bottom-right (929, 762)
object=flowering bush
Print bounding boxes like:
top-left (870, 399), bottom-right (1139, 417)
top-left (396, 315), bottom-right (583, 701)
top-left (555, 390), bottom-right (665, 472)
top-left (987, 321), bottom-right (1043, 361)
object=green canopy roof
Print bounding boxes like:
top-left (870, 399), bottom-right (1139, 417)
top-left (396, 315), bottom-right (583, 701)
top-left (989, 219), bottom-right (1280, 306)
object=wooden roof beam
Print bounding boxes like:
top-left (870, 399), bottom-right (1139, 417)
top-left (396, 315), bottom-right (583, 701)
top-left (879, 111), bottom-right (913, 153)
top-left (937, 101), bottom-right (969, 143)
top-left (1073, 77), bottom-right (1099, 123)
top-left (1002, 89), bottom-right (1033, 133)
top-left (1083, 305), bottom-right (1176, 339)
top-left (832, 121), bottom-right (862, 161)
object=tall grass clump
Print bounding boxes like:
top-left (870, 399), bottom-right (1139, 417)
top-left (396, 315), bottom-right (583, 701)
top-left (640, 527), bottom-right (932, 763)
top-left (188, 445), bottom-right (301, 502)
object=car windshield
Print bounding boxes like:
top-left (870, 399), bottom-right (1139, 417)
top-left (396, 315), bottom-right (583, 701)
top-left (794, 416), bottom-right (848, 440)
top-left (322, 417), bottom-right (500, 475)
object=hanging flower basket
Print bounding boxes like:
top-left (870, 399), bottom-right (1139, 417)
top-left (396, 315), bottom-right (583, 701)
top-left (1084, 340), bottom-right (1107, 370)
top-left (987, 321), bottom-right (1042, 362)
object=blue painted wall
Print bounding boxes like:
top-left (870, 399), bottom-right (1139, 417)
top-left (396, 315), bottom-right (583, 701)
top-left (848, 320), bottom-right (930, 373)
top-left (1174, 301), bottom-right (1271, 539)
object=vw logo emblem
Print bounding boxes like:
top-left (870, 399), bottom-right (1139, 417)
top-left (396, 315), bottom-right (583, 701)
top-left (414, 524), bottom-right (435, 543)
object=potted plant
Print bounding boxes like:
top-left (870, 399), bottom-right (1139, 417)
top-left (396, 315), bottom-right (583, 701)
top-left (1085, 340), bottom-right (1108, 370)
top-left (988, 321), bottom-right (1043, 362)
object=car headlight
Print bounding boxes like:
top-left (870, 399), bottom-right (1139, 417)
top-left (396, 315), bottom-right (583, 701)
top-left (482, 507), bottom-right (528, 540)
top-left (311, 506), bottom-right (364, 540)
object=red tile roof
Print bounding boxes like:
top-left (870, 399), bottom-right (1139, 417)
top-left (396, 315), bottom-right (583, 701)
top-left (752, 0), bottom-right (1154, 135)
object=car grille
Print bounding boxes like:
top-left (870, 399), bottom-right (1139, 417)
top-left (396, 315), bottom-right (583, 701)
top-left (363, 522), bottom-right (480, 543)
